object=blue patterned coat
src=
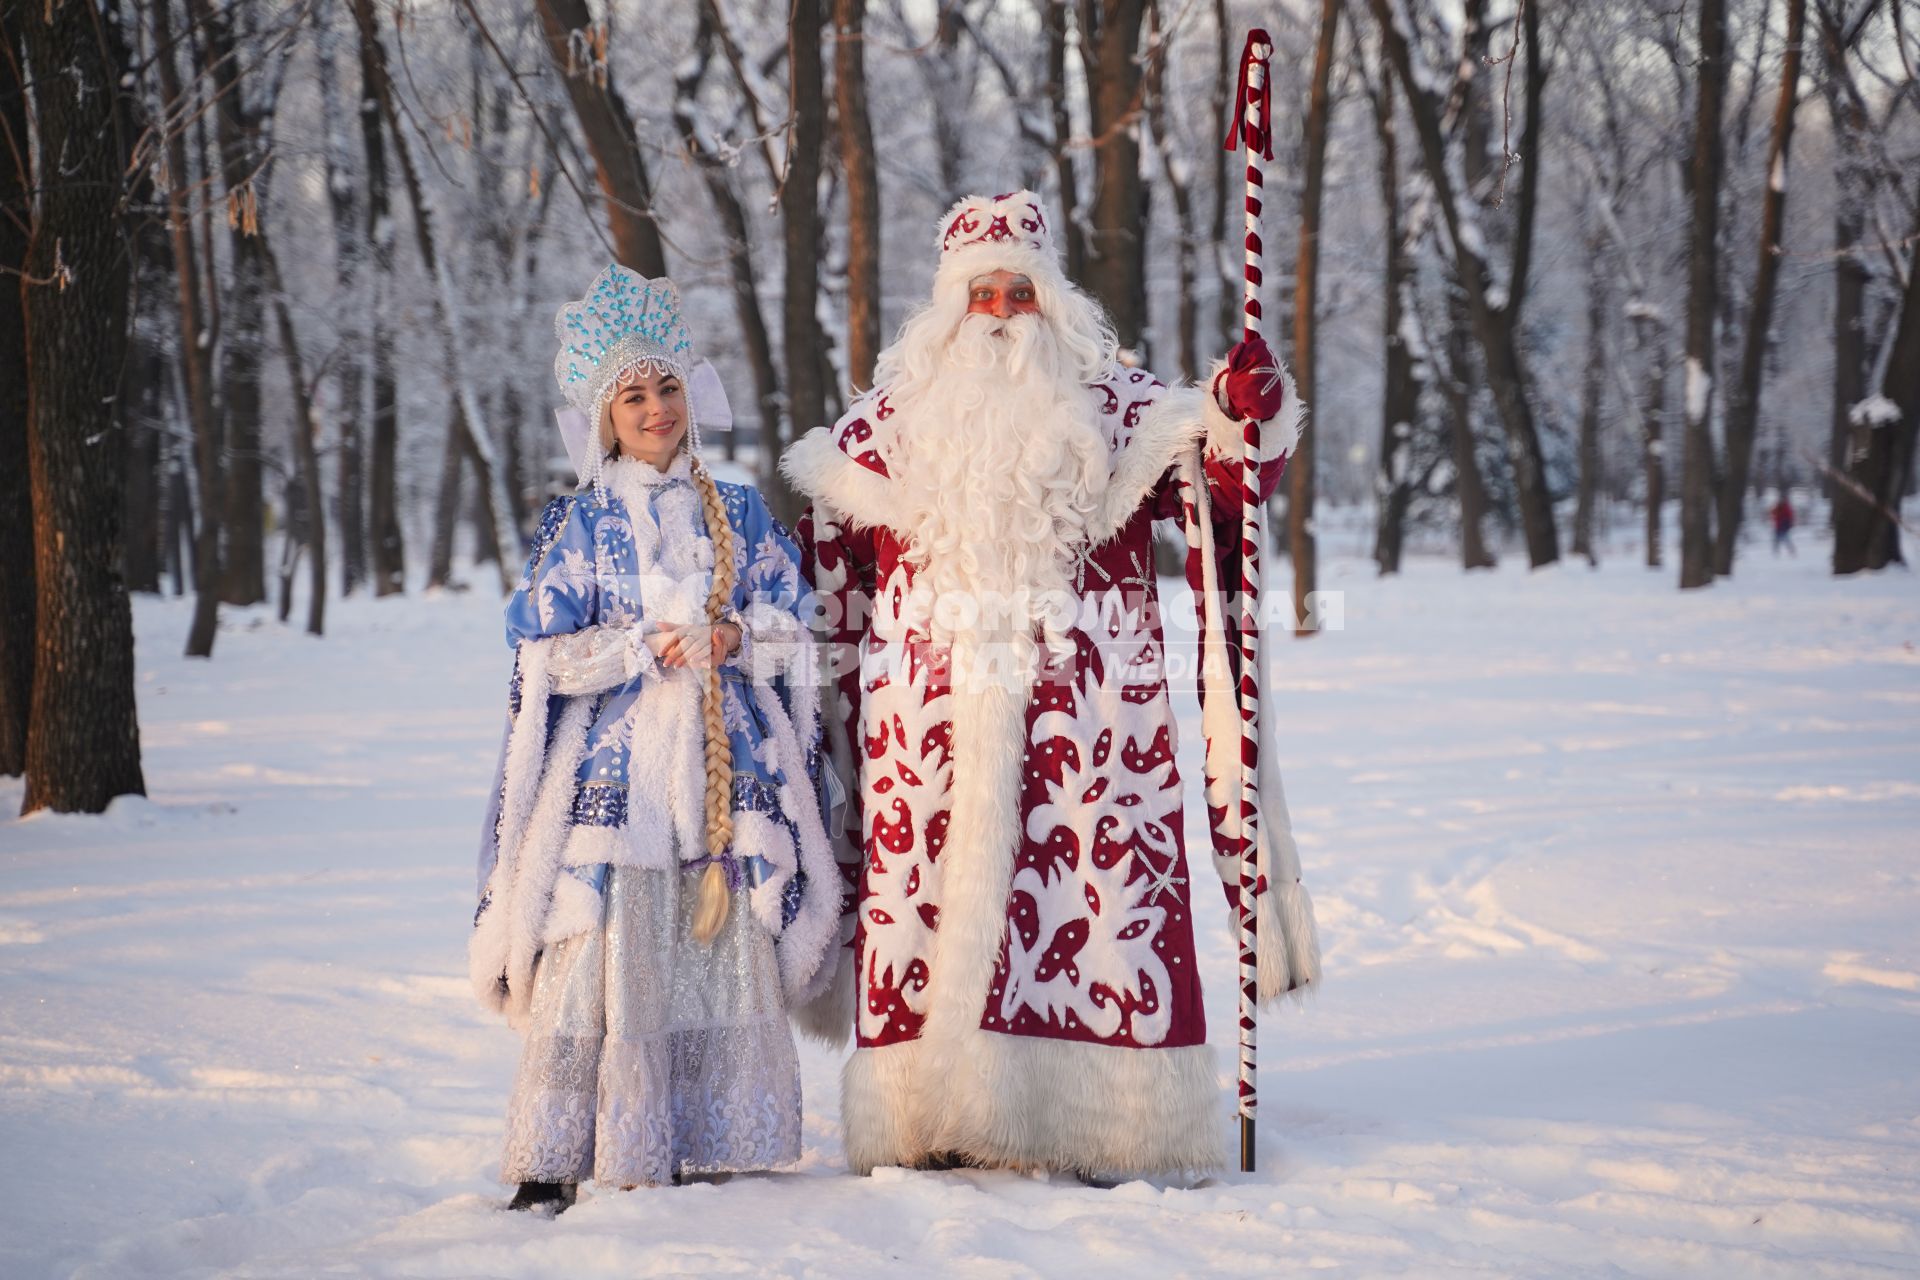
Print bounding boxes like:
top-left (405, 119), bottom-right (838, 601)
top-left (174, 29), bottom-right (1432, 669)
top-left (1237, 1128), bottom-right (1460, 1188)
top-left (470, 455), bottom-right (839, 1023)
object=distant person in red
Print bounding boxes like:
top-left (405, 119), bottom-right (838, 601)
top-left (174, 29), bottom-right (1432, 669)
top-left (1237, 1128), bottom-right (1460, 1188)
top-left (1771, 492), bottom-right (1797, 556)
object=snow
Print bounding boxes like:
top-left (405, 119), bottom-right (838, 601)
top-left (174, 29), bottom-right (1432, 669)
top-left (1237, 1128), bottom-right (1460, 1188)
top-left (1849, 395), bottom-right (1901, 429)
top-left (1770, 152), bottom-right (1788, 194)
top-left (4, 541), bottom-right (1920, 1278)
top-left (1685, 356), bottom-right (1713, 425)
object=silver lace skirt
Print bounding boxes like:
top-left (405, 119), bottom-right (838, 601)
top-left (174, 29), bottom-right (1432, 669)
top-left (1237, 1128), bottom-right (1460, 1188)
top-left (498, 863), bottom-right (803, 1186)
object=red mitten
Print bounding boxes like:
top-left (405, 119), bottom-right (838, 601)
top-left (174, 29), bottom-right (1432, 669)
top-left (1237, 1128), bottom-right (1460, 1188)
top-left (1213, 338), bottom-right (1287, 422)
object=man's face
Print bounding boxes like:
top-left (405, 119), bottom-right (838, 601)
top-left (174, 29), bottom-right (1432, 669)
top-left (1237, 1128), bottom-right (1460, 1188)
top-left (966, 270), bottom-right (1042, 321)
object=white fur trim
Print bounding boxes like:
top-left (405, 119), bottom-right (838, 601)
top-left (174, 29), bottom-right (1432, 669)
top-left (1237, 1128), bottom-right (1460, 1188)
top-left (616, 667), bottom-right (705, 867)
top-left (836, 621), bottom-right (1225, 1174)
top-left (738, 809), bottom-right (800, 930)
top-left (542, 871), bottom-right (604, 946)
top-left (931, 241), bottom-right (1065, 301)
top-left (1200, 355), bottom-right (1306, 467)
top-left (842, 1036), bottom-right (1223, 1176)
top-left (1090, 381), bottom-right (1209, 544)
top-left (780, 423), bottom-right (895, 531)
top-left (469, 647), bottom-right (598, 1025)
top-left (746, 651), bottom-right (843, 1005)
top-left (1185, 452), bottom-right (1322, 1004)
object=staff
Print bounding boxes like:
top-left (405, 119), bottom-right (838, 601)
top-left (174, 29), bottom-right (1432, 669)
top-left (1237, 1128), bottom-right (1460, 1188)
top-left (1222, 26), bottom-right (1274, 1177)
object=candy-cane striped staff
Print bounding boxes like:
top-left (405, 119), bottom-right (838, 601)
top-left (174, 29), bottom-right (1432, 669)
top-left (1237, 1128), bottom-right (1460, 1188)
top-left (1222, 27), bottom-right (1274, 1177)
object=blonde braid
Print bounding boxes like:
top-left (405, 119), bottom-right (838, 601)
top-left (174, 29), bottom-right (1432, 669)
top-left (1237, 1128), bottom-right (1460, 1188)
top-left (689, 454), bottom-right (739, 945)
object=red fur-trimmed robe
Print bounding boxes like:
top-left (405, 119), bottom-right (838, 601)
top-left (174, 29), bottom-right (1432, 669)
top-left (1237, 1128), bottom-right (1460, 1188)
top-left (783, 363), bottom-right (1320, 1176)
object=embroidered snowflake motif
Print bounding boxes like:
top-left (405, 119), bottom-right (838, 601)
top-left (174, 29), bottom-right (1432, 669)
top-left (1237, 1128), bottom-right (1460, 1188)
top-left (539, 547), bottom-right (597, 628)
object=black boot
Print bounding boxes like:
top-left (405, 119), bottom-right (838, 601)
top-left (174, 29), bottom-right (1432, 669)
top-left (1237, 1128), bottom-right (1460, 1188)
top-left (507, 1181), bottom-right (577, 1214)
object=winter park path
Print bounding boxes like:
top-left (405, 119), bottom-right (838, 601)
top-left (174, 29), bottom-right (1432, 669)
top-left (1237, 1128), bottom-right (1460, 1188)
top-left (2, 540), bottom-right (1917, 1278)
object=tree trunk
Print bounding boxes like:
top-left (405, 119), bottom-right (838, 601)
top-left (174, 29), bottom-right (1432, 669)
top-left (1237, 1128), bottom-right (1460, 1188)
top-left (191, 0), bottom-right (269, 608)
top-left (674, 7), bottom-right (781, 461)
top-left (836, 0), bottom-right (882, 393)
top-left (1821, 16), bottom-right (1871, 528)
top-left (533, 0), bottom-right (668, 277)
top-left (1572, 228), bottom-right (1608, 566)
top-left (351, 0), bottom-right (516, 591)
top-left (152, 0), bottom-right (225, 654)
top-left (1046, 0), bottom-right (1085, 282)
top-left (1211, 0), bottom-right (1237, 350)
top-left (348, 0), bottom-right (404, 596)
top-left (428, 406), bottom-right (465, 591)
top-left (19, 0), bottom-right (146, 814)
top-left (1445, 288), bottom-right (1497, 570)
top-left (1143, 0), bottom-right (1197, 380)
top-left (1290, 0), bottom-right (1338, 633)
top-left (1083, 0), bottom-right (1148, 351)
top-left (1678, 0), bottom-right (1728, 590)
top-left (777, 0), bottom-right (827, 526)
top-left (1714, 0), bottom-right (1804, 576)
top-left (1628, 308), bottom-right (1669, 567)
top-left (121, 331), bottom-right (167, 595)
top-left (1832, 200), bottom-right (1920, 574)
top-left (1369, 0), bottom-right (1558, 567)
top-left (0, 30), bottom-right (32, 777)
top-left (1369, 51), bottom-right (1416, 577)
top-left (316, 7), bottom-right (368, 595)
top-left (260, 239), bottom-right (327, 636)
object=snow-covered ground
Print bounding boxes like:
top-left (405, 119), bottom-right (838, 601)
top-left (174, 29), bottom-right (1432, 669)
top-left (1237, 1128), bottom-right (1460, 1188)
top-left (3, 532), bottom-right (1917, 1279)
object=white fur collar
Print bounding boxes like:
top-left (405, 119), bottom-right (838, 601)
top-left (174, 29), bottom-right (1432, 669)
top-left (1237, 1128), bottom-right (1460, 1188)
top-left (783, 377), bottom-right (1208, 542)
top-left (603, 451), bottom-right (694, 489)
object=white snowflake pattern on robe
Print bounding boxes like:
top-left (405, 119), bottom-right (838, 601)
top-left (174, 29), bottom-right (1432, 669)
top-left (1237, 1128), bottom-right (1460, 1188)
top-left (1009, 586), bottom-right (1180, 1045)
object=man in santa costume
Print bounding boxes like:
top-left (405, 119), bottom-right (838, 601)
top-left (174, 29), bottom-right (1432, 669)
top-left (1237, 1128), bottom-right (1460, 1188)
top-left (783, 191), bottom-right (1320, 1179)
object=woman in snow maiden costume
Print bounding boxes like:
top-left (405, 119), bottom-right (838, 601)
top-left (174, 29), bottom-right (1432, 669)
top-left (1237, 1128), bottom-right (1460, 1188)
top-left (472, 265), bottom-right (839, 1211)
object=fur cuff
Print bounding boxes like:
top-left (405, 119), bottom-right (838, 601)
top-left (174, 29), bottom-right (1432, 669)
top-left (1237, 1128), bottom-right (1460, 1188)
top-left (781, 424), bottom-right (894, 531)
top-left (1201, 355), bottom-right (1306, 465)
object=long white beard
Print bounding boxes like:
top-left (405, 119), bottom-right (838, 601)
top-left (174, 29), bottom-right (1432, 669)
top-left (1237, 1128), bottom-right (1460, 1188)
top-left (884, 312), bottom-right (1111, 669)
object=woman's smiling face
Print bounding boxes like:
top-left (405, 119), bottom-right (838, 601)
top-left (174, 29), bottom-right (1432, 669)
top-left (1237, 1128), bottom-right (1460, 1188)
top-left (605, 367), bottom-right (688, 470)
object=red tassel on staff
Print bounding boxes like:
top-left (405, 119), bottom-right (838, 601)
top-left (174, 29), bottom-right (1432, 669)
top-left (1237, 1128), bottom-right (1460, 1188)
top-left (1222, 27), bottom-right (1273, 1177)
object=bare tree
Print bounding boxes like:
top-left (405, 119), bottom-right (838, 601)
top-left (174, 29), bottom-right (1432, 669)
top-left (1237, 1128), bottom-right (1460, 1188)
top-left (350, 0), bottom-right (517, 592)
top-left (260, 239), bottom-right (326, 636)
top-left (1045, 0), bottom-right (1085, 280)
top-left (836, 0), bottom-right (882, 392)
top-left (1288, 0), bottom-right (1340, 634)
top-left (1082, 0), bottom-right (1149, 352)
top-left (189, 0), bottom-right (281, 608)
top-left (533, 0), bottom-right (668, 276)
top-left (780, 0), bottom-right (829, 524)
top-left (0, 19), bottom-right (32, 777)
top-left (1715, 0), bottom-right (1807, 576)
top-left (1367, 0), bottom-right (1560, 568)
top-left (1143, 0), bottom-right (1197, 381)
top-left (1832, 197), bottom-right (1920, 572)
top-left (150, 0), bottom-right (226, 654)
top-left (348, 0), bottom-right (404, 596)
top-left (316, 2), bottom-right (367, 595)
top-left (672, 8), bottom-right (782, 450)
top-left (1679, 0), bottom-right (1729, 590)
top-left (18, 0), bottom-right (147, 814)
top-left (1571, 217), bottom-right (1609, 567)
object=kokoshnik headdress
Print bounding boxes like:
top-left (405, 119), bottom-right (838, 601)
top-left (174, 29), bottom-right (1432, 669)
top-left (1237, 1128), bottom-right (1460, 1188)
top-left (552, 263), bottom-right (732, 495)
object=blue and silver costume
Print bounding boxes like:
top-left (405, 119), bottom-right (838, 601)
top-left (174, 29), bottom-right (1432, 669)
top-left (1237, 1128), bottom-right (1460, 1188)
top-left (470, 266), bottom-right (836, 1187)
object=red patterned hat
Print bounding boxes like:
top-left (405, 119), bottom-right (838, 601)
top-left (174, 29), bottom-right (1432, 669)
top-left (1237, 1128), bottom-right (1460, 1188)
top-left (933, 189), bottom-right (1063, 290)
